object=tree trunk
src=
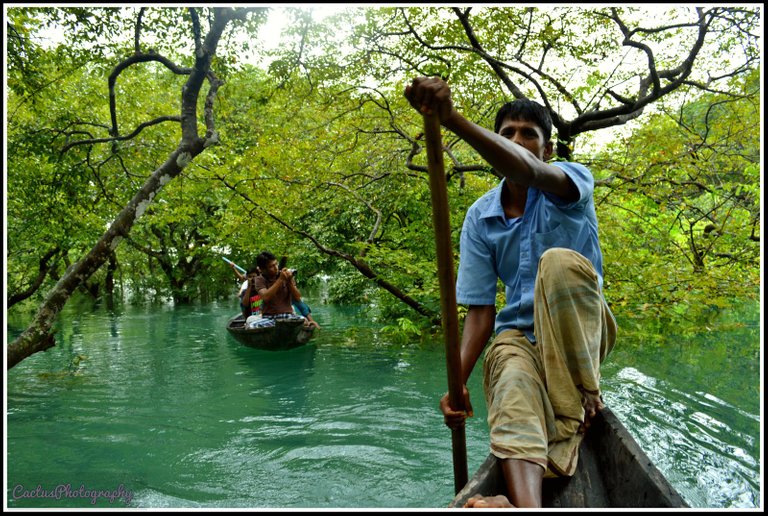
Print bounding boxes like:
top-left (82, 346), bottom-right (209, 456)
top-left (105, 251), bottom-right (117, 310)
top-left (7, 7), bottom-right (241, 370)
top-left (8, 153), bottom-right (186, 369)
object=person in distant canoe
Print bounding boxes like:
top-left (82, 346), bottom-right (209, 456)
top-left (404, 76), bottom-right (616, 508)
top-left (254, 251), bottom-right (319, 328)
top-left (292, 297), bottom-right (321, 329)
top-left (236, 265), bottom-right (261, 319)
top-left (233, 257), bottom-right (320, 328)
top-left (228, 260), bottom-right (257, 318)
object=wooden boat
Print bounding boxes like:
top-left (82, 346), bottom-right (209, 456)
top-left (449, 407), bottom-right (689, 508)
top-left (226, 314), bottom-right (315, 350)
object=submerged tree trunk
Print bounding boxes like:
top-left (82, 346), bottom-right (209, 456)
top-left (8, 153), bottom-right (187, 369)
top-left (105, 251), bottom-right (117, 310)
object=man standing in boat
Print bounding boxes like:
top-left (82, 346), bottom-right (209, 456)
top-left (404, 77), bottom-right (616, 508)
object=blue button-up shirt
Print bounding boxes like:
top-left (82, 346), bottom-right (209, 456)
top-left (455, 161), bottom-right (604, 342)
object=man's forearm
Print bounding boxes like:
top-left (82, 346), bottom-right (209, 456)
top-left (444, 113), bottom-right (574, 199)
top-left (289, 282), bottom-right (302, 302)
top-left (459, 305), bottom-right (496, 385)
top-left (444, 114), bottom-right (539, 184)
top-left (259, 278), bottom-right (284, 302)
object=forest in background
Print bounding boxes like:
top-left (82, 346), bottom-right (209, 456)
top-left (5, 6), bottom-right (761, 368)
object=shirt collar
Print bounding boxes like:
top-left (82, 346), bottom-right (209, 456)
top-left (479, 179), bottom-right (538, 220)
top-left (479, 179), bottom-right (507, 219)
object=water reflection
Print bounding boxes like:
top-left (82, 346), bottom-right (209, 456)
top-left (5, 300), bottom-right (761, 509)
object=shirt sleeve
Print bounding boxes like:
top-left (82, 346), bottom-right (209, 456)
top-left (545, 161), bottom-right (594, 210)
top-left (455, 210), bottom-right (498, 306)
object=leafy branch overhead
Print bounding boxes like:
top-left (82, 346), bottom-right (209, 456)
top-left (5, 6), bottom-right (760, 370)
top-left (333, 6), bottom-right (759, 160)
top-left (6, 6), bottom-right (267, 369)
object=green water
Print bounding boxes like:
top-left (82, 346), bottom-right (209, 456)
top-left (5, 299), bottom-right (762, 509)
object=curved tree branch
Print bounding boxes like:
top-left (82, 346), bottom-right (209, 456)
top-left (216, 174), bottom-right (440, 323)
top-left (7, 247), bottom-right (61, 308)
top-left (134, 7), bottom-right (145, 53)
top-left (60, 116), bottom-right (182, 154)
top-left (108, 52), bottom-right (193, 138)
top-left (8, 7), bottom-right (251, 370)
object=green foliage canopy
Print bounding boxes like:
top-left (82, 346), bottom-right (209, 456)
top-left (4, 5), bottom-right (761, 356)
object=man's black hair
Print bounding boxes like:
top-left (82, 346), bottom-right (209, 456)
top-left (256, 251), bottom-right (276, 270)
top-left (494, 98), bottom-right (552, 142)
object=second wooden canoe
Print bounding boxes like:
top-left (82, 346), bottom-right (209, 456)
top-left (226, 314), bottom-right (315, 351)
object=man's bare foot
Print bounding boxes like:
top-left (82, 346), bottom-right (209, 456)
top-left (464, 495), bottom-right (515, 508)
top-left (579, 387), bottom-right (604, 432)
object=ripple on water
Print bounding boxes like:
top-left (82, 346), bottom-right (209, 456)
top-left (7, 303), bottom-right (760, 509)
top-left (604, 366), bottom-right (760, 509)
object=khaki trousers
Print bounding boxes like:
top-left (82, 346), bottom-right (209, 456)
top-left (483, 248), bottom-right (617, 476)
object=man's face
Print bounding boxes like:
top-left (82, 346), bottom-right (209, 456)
top-left (497, 117), bottom-right (553, 162)
top-left (263, 259), bottom-right (279, 279)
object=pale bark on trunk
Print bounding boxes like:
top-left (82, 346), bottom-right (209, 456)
top-left (7, 8), bottom-right (245, 370)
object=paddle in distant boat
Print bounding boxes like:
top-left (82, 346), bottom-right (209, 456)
top-left (222, 256), bottom-right (247, 275)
